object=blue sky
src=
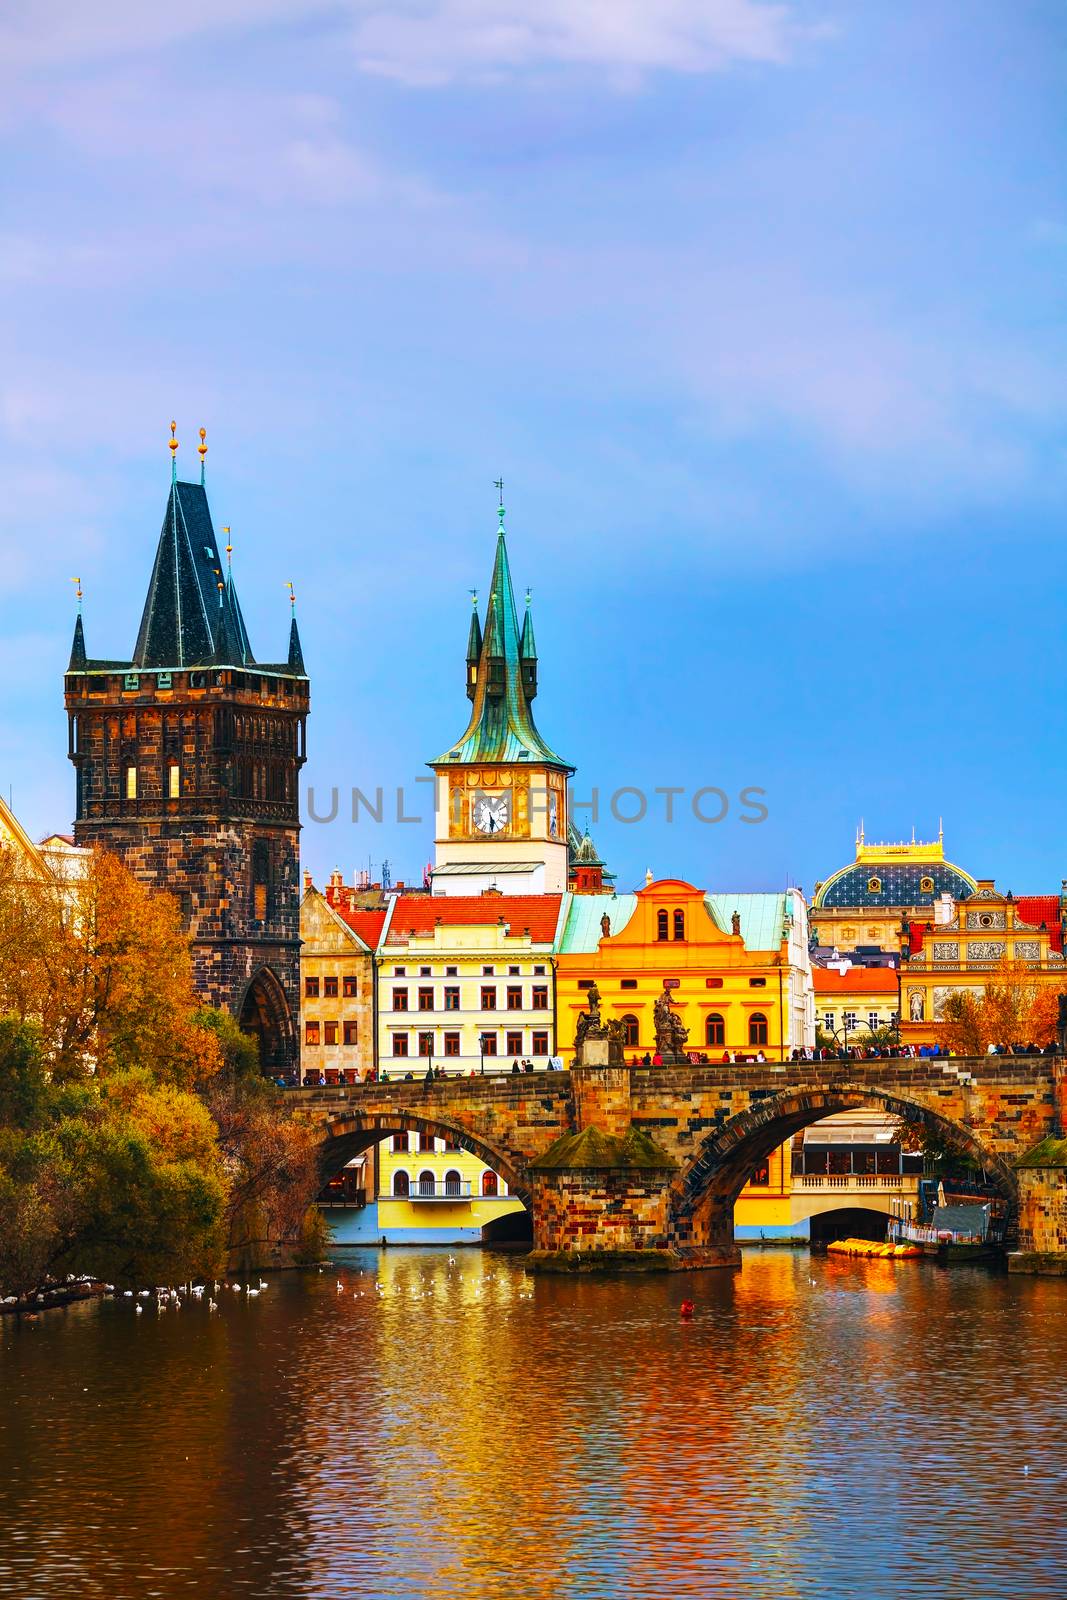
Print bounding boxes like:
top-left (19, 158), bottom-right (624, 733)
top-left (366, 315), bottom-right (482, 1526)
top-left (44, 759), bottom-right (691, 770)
top-left (2, 1), bottom-right (1065, 896)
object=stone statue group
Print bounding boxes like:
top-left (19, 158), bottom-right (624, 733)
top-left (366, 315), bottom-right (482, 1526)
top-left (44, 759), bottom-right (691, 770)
top-left (573, 982), bottom-right (689, 1063)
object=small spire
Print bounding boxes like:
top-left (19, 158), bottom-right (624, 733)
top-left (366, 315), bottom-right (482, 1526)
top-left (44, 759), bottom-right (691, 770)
top-left (198, 426), bottom-right (208, 484)
top-left (169, 419), bottom-right (178, 483)
top-left (68, 580), bottom-right (87, 671)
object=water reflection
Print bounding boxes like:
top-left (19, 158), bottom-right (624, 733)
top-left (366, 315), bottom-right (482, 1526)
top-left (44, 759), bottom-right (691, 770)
top-left (2, 1251), bottom-right (1066, 1598)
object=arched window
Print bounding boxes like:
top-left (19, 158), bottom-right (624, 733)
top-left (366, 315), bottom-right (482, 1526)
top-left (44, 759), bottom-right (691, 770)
top-left (418, 1170), bottom-right (436, 1196)
top-left (444, 1168), bottom-right (462, 1196)
top-left (705, 1013), bottom-right (725, 1046)
top-left (673, 909), bottom-right (685, 941)
top-left (482, 1170), bottom-right (499, 1196)
top-left (622, 1013), bottom-right (639, 1047)
top-left (656, 909), bottom-right (669, 941)
top-left (749, 1013), bottom-right (768, 1046)
top-left (393, 1170), bottom-right (410, 1197)
top-left (867, 876), bottom-right (881, 894)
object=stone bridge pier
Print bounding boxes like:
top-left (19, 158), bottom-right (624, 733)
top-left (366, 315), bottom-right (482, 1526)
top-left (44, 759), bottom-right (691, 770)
top-left (289, 1053), bottom-right (1067, 1274)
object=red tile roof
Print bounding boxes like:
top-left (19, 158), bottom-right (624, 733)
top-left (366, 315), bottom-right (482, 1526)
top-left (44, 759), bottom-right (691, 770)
top-left (1016, 896), bottom-right (1064, 952)
top-left (814, 966), bottom-right (900, 994)
top-left (332, 907), bottom-right (388, 951)
top-left (385, 894), bottom-right (562, 945)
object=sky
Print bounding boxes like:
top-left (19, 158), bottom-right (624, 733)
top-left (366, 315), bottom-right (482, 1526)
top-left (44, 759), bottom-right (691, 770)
top-left (2, 1), bottom-right (1065, 898)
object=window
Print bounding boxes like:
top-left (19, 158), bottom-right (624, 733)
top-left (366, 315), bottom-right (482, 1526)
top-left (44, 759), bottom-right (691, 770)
top-left (324, 1022), bottom-right (338, 1047)
top-left (749, 977), bottom-right (766, 988)
top-left (749, 1159), bottom-right (770, 1187)
top-left (482, 1171), bottom-right (499, 1196)
top-left (305, 976), bottom-right (320, 998)
top-left (254, 883), bottom-right (267, 921)
top-left (532, 1030), bottom-right (549, 1055)
top-left (420, 966), bottom-right (431, 977)
top-left (621, 978), bottom-right (637, 990)
top-left (393, 967), bottom-right (406, 977)
top-left (443, 1133), bottom-right (460, 1151)
top-left (418, 1032), bottom-right (434, 1057)
top-left (393, 1171), bottom-right (409, 1196)
top-left (577, 979), bottom-right (594, 990)
top-left (445, 966), bottom-right (458, 977)
top-left (324, 976), bottom-right (338, 998)
top-left (418, 1170), bottom-right (435, 1196)
top-left (705, 1014), bottom-right (725, 1046)
top-left (392, 1034), bottom-right (409, 1057)
top-left (420, 1132), bottom-right (436, 1153)
top-left (444, 987), bottom-right (460, 1011)
top-left (657, 909), bottom-right (669, 941)
top-left (622, 1014), bottom-right (639, 1047)
top-left (823, 1012), bottom-right (835, 1031)
top-left (533, 965), bottom-right (546, 976)
top-left (531, 985), bottom-right (548, 1010)
top-left (444, 1032), bottom-right (460, 1057)
top-left (706, 977), bottom-right (723, 989)
top-left (252, 841), bottom-right (269, 922)
top-left (673, 909), bottom-right (685, 941)
top-left (868, 877), bottom-right (881, 894)
top-left (125, 765), bottom-right (137, 800)
top-left (444, 1169), bottom-right (462, 1196)
top-left (392, 988), bottom-right (409, 1011)
top-left (418, 987), bottom-right (434, 1011)
top-left (748, 1013), bottom-right (768, 1046)
top-left (343, 1022), bottom-right (358, 1046)
top-left (392, 1133), bottom-right (408, 1153)
top-left (920, 876), bottom-right (934, 894)
top-left (482, 966), bottom-right (494, 977)
top-left (506, 985), bottom-right (523, 1010)
top-left (480, 1032), bottom-right (497, 1057)
top-left (509, 966), bottom-right (520, 976)
top-left (868, 1012), bottom-right (880, 1032)
top-left (843, 1011), bottom-right (857, 1029)
top-left (481, 985), bottom-right (497, 1010)
top-left (343, 976), bottom-right (358, 998)
top-left (305, 1021), bottom-right (320, 1046)
top-left (506, 1030), bottom-right (523, 1056)
top-left (168, 763), bottom-right (180, 799)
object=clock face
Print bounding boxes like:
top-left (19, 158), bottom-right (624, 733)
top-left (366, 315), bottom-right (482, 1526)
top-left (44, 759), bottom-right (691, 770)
top-left (473, 792), bottom-right (510, 835)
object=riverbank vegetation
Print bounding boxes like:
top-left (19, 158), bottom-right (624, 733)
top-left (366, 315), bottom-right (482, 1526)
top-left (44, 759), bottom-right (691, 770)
top-left (0, 849), bottom-right (322, 1296)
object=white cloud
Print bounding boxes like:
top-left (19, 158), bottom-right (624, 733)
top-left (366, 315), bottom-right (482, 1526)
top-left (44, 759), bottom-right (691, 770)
top-left (349, 0), bottom-right (796, 86)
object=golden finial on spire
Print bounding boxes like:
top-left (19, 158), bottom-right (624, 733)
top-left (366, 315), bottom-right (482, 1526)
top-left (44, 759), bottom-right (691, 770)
top-left (169, 420), bottom-right (179, 482)
top-left (71, 576), bottom-right (82, 613)
top-left (286, 580), bottom-right (296, 612)
top-left (197, 426), bottom-right (207, 484)
top-left (222, 526), bottom-right (233, 571)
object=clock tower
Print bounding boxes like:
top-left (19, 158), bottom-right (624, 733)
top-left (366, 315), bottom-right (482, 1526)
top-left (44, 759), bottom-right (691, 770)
top-left (429, 497), bottom-right (573, 896)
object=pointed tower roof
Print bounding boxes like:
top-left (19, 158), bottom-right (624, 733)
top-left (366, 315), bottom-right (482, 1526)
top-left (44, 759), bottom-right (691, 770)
top-left (132, 479), bottom-right (254, 669)
top-left (466, 593), bottom-right (482, 664)
top-left (287, 615), bottom-right (305, 675)
top-left (519, 591), bottom-right (537, 661)
top-left (432, 500), bottom-right (572, 770)
top-left (68, 612), bottom-right (87, 671)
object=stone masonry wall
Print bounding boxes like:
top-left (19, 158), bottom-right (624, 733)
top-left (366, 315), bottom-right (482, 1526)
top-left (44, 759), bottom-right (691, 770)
top-left (532, 1169), bottom-right (673, 1254)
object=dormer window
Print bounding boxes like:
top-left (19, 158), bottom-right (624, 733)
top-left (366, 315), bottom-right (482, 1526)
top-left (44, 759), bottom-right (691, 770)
top-left (920, 876), bottom-right (934, 893)
top-left (868, 877), bottom-right (881, 894)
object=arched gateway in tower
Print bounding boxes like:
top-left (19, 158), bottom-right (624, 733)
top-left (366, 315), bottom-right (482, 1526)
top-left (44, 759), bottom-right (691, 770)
top-left (63, 427), bottom-right (309, 1070)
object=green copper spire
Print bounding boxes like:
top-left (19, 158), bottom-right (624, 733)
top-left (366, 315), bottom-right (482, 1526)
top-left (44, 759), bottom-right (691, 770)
top-left (432, 491), bottom-right (571, 770)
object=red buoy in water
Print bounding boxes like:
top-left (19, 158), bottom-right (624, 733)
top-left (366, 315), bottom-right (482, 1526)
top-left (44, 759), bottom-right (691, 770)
top-left (680, 1299), bottom-right (695, 1320)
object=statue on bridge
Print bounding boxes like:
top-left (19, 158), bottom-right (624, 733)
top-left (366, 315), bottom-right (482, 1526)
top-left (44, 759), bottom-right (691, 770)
top-left (654, 990), bottom-right (689, 1062)
top-left (574, 981), bottom-right (625, 1066)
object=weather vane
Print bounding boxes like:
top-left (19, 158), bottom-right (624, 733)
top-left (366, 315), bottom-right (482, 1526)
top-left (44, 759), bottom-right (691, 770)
top-left (286, 581), bottom-right (296, 612)
top-left (71, 576), bottom-right (82, 613)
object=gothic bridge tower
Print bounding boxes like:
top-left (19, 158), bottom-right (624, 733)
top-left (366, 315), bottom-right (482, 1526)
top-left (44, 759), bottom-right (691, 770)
top-left (64, 426), bottom-right (308, 1070)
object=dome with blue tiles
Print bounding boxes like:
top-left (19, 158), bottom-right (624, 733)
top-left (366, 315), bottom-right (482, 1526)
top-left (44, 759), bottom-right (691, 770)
top-left (813, 830), bottom-right (977, 909)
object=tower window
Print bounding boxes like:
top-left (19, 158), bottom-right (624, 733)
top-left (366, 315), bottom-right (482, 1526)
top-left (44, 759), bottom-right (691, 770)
top-left (168, 763), bottom-right (180, 798)
top-left (657, 909), bottom-right (669, 941)
top-left (252, 840), bottom-right (270, 921)
top-left (673, 910), bottom-right (685, 941)
top-left (125, 766), bottom-right (137, 800)
top-left (868, 877), bottom-right (882, 894)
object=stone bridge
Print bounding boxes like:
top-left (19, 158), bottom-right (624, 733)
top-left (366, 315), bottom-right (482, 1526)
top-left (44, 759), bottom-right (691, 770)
top-left (288, 1054), bottom-right (1067, 1271)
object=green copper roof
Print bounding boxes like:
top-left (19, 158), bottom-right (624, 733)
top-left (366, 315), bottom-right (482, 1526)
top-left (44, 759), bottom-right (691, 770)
top-left (432, 512), bottom-right (572, 769)
top-left (705, 893), bottom-right (789, 953)
top-left (556, 892), bottom-right (638, 952)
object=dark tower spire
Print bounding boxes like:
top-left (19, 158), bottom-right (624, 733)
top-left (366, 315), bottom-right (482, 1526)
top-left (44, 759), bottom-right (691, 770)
top-left (519, 587), bottom-right (537, 702)
top-left (286, 583), bottom-right (305, 675)
top-left (465, 591), bottom-right (482, 701)
top-left (68, 577), bottom-right (87, 670)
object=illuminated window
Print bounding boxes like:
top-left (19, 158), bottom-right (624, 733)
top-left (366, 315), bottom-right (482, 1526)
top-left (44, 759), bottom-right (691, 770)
top-left (749, 1159), bottom-right (770, 1187)
top-left (324, 1022), bottom-right (338, 1046)
top-left (305, 1021), bottom-right (320, 1047)
top-left (343, 976), bottom-right (359, 998)
top-left (168, 764), bottom-right (180, 798)
top-left (125, 766), bottom-right (137, 800)
top-left (482, 1171), bottom-right (498, 1196)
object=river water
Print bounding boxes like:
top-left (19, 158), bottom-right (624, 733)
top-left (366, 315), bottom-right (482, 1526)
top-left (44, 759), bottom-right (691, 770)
top-left (2, 1248), bottom-right (1065, 1599)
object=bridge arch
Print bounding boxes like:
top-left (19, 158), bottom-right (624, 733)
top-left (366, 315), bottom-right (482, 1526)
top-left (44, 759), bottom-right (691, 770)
top-left (237, 965), bottom-right (293, 1074)
top-left (673, 1084), bottom-right (1019, 1253)
top-left (317, 1108), bottom-right (532, 1208)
